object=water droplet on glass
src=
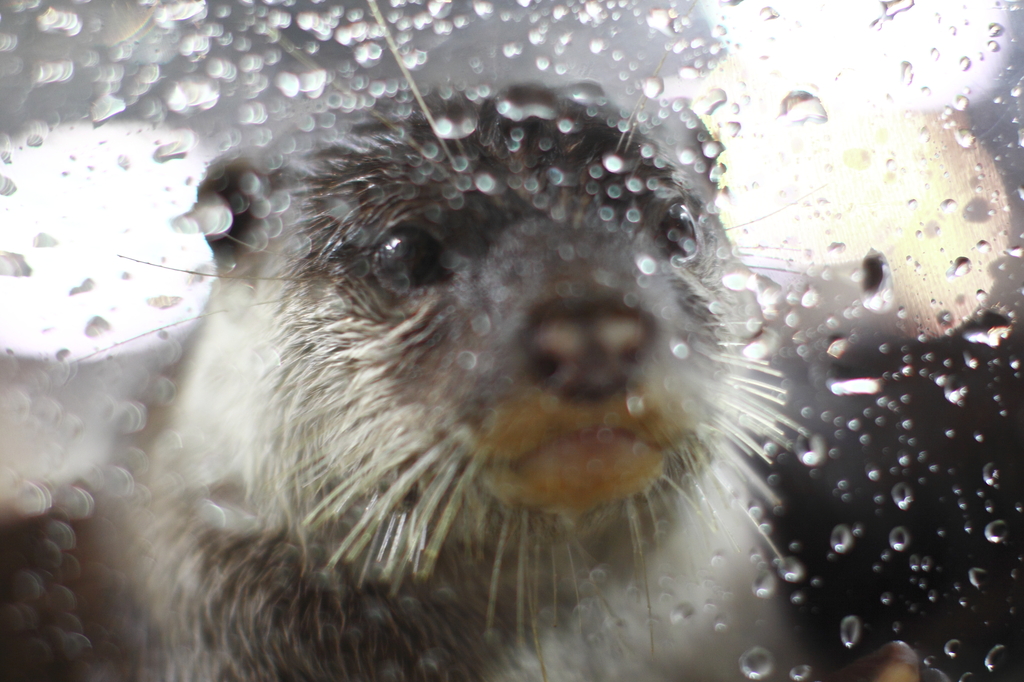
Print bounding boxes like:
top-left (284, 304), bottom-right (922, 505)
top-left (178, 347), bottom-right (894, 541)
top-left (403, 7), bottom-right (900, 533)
top-left (85, 316), bottom-right (112, 338)
top-left (983, 462), bottom-right (999, 487)
top-left (475, 173), bottom-right (497, 194)
top-left (0, 251), bottom-right (31, 276)
top-left (940, 199), bottom-right (958, 214)
top-left (720, 269), bottom-right (749, 292)
top-left (0, 174), bottom-right (18, 196)
top-left (354, 42), bottom-right (383, 66)
top-left (646, 8), bottom-right (674, 34)
top-left (742, 332), bottom-right (775, 360)
top-left (859, 249), bottom-right (893, 313)
top-left (753, 569), bottom-right (776, 598)
top-left (955, 129), bottom-right (976, 149)
top-left (602, 152), bottom-right (626, 174)
top-left (153, 131), bottom-right (198, 163)
top-left (37, 7), bottom-right (82, 35)
top-left (473, 0), bottom-right (493, 17)
top-left (92, 95), bottom-right (127, 123)
top-left (15, 480), bottom-right (52, 516)
top-left (985, 644), bottom-right (1006, 671)
top-left (693, 88), bottom-right (727, 116)
top-left (945, 257), bottom-right (971, 281)
top-left (641, 77), bottom-right (664, 100)
top-left (941, 375), bottom-right (967, 404)
top-left (760, 6), bottom-right (780, 20)
top-left (32, 59), bottom-right (74, 86)
top-left (434, 110), bottom-right (478, 140)
top-left (889, 526), bottom-right (911, 551)
top-left (830, 524), bottom-right (854, 553)
top-left (670, 602), bottom-right (694, 624)
top-left (797, 435), bottom-right (826, 467)
top-left (839, 615), bottom-right (862, 649)
top-left (789, 665), bottom-right (812, 681)
top-left (32, 233), bottom-right (58, 248)
top-left (779, 556), bottom-right (806, 583)
top-left (702, 140), bottom-right (723, 159)
top-left (944, 639), bottom-right (960, 658)
top-left (739, 646), bottom-right (774, 680)
top-left (497, 85), bottom-right (558, 121)
top-left (984, 520), bottom-right (1008, 544)
top-left (900, 61), bottom-right (913, 87)
top-left (779, 91), bottom-right (827, 124)
top-left (959, 57), bottom-right (972, 71)
top-left (566, 82), bottom-right (605, 105)
top-left (990, 23), bottom-right (1004, 37)
top-left (891, 482), bottom-right (913, 510)
top-left (968, 567), bottom-right (988, 588)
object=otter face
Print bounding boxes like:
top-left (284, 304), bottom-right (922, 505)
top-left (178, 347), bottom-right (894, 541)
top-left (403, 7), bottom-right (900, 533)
top-left (234, 86), bottom-right (768, 575)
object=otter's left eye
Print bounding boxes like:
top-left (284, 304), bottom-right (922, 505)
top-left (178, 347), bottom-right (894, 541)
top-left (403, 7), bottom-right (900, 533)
top-left (661, 203), bottom-right (699, 263)
top-left (374, 225), bottom-right (447, 292)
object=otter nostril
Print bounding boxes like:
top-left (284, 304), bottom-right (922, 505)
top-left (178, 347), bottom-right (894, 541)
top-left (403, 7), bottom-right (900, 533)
top-left (595, 315), bottom-right (644, 359)
top-left (535, 320), bottom-right (588, 363)
top-left (528, 302), bottom-right (651, 401)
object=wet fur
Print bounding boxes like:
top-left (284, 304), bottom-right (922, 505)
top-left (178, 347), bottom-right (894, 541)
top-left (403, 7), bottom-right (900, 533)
top-left (136, 88), bottom-right (781, 681)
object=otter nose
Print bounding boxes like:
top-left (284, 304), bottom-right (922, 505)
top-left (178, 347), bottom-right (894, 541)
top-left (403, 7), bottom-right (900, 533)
top-left (528, 301), bottom-right (652, 402)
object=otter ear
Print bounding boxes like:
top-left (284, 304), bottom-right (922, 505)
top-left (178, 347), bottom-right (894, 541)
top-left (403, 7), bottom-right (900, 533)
top-left (191, 157), bottom-right (285, 274)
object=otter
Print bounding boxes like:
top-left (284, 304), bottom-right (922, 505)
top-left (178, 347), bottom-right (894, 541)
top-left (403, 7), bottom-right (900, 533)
top-left (129, 83), bottom-right (795, 682)
top-left (0, 84), bottom-right (932, 682)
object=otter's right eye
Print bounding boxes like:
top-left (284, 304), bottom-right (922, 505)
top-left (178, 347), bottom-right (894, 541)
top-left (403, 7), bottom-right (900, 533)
top-left (373, 225), bottom-right (446, 292)
top-left (661, 202), bottom-right (699, 264)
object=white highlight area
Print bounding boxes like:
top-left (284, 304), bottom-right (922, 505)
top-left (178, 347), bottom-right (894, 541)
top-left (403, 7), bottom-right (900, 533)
top-left (0, 122), bottom-right (217, 361)
top-left (711, 0), bottom-right (1010, 112)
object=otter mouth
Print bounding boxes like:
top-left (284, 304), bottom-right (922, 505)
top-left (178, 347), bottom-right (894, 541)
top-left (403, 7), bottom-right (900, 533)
top-left (484, 426), bottom-right (665, 517)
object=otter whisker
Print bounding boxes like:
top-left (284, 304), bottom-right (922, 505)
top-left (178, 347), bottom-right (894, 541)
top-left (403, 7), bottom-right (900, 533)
top-left (712, 418), bottom-right (767, 460)
top-left (644, 492), bottom-right (662, 555)
top-left (376, 512), bottom-right (399, 563)
top-left (716, 395), bottom-right (786, 436)
top-left (659, 473), bottom-right (708, 526)
top-left (625, 499), bottom-right (655, 654)
top-left (301, 437), bottom-right (410, 529)
top-left (566, 543), bottom-right (583, 636)
top-left (74, 296), bottom-right (288, 362)
top-left (325, 446), bottom-right (445, 566)
top-left (516, 510), bottom-right (529, 646)
top-left (726, 375), bottom-right (787, 402)
top-left (730, 258), bottom-right (808, 276)
top-left (692, 477), bottom-right (741, 553)
top-left (363, 0), bottom-right (455, 168)
top-left (617, 48), bottom-right (671, 153)
top-left (550, 549), bottom-right (558, 628)
top-left (703, 351), bottom-right (783, 376)
top-left (419, 456), bottom-right (483, 577)
top-left (405, 457), bottom-right (462, 568)
top-left (723, 183), bottom-right (830, 232)
top-left (530, 541), bottom-right (550, 682)
top-left (381, 511), bottom-right (408, 581)
top-left (358, 513), bottom-right (387, 585)
top-left (486, 514), bottom-right (512, 633)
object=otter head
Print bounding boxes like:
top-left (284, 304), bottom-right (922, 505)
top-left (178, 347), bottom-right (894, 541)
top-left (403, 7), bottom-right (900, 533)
top-left (202, 84), bottom-right (767, 578)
